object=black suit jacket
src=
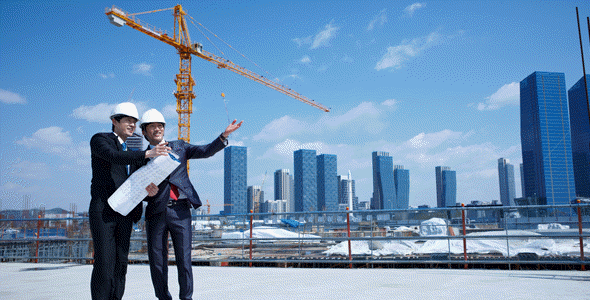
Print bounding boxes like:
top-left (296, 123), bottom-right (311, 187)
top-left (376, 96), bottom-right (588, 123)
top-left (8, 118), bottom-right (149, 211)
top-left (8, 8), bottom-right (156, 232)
top-left (143, 136), bottom-right (227, 219)
top-left (90, 132), bottom-right (146, 222)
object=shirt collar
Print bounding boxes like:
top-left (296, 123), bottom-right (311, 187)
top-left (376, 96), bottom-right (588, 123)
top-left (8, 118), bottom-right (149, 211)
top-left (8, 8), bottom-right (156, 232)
top-left (112, 132), bottom-right (125, 145)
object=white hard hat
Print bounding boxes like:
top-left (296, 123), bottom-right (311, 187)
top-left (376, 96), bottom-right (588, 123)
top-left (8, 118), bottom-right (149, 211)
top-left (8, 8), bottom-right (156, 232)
top-left (110, 102), bottom-right (139, 120)
top-left (141, 109), bottom-right (166, 125)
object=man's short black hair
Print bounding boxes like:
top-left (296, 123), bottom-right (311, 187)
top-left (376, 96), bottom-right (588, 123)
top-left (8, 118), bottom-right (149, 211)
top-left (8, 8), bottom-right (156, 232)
top-left (111, 115), bottom-right (125, 132)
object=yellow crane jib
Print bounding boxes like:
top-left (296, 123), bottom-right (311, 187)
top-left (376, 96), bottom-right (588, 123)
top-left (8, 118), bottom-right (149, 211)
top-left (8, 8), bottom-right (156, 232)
top-left (104, 4), bottom-right (330, 156)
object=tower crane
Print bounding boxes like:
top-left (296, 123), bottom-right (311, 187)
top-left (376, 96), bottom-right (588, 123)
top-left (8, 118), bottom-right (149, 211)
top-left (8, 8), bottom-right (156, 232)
top-left (105, 5), bottom-right (330, 169)
top-left (253, 171), bottom-right (267, 214)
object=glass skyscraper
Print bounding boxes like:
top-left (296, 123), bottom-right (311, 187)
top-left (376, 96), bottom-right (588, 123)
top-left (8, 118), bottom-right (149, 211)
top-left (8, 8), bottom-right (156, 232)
top-left (294, 149), bottom-right (317, 212)
top-left (520, 71), bottom-right (576, 205)
top-left (436, 166), bottom-right (456, 207)
top-left (394, 165), bottom-right (410, 209)
top-left (567, 75), bottom-right (590, 197)
top-left (498, 158), bottom-right (516, 206)
top-left (372, 151), bottom-right (395, 210)
top-left (274, 169), bottom-right (292, 211)
top-left (224, 146), bottom-right (247, 214)
top-left (317, 154), bottom-right (338, 211)
top-left (247, 185), bottom-right (263, 213)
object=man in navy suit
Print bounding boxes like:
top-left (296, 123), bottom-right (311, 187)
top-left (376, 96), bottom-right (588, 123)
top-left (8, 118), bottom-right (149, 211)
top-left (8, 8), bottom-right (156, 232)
top-left (89, 102), bottom-right (171, 300)
top-left (140, 108), bottom-right (242, 300)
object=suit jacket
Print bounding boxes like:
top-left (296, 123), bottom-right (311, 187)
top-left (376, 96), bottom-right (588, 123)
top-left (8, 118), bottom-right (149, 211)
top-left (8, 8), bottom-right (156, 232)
top-left (89, 132), bottom-right (146, 222)
top-left (143, 136), bottom-right (227, 219)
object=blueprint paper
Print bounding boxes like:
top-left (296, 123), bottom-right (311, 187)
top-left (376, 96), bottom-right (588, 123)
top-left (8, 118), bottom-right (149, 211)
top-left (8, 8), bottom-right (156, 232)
top-left (108, 153), bottom-right (181, 216)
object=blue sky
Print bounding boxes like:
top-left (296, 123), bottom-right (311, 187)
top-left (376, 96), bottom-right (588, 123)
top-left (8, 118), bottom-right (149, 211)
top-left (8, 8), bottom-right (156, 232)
top-left (1, 0), bottom-right (588, 212)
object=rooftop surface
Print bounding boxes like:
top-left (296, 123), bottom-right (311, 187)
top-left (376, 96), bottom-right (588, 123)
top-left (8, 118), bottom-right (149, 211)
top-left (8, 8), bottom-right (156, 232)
top-left (1, 263), bottom-right (589, 299)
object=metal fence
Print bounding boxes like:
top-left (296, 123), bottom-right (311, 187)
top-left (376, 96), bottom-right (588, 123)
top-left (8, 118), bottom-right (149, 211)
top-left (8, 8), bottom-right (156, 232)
top-left (1, 203), bottom-right (588, 270)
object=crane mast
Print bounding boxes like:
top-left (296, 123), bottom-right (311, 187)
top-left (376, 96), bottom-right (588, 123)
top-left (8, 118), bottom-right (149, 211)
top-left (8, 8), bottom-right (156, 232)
top-left (105, 5), bottom-right (329, 145)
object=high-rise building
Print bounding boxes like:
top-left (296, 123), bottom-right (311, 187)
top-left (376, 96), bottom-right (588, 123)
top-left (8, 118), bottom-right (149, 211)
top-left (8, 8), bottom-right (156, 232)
top-left (520, 71), bottom-right (576, 205)
top-left (436, 166), bottom-right (450, 207)
top-left (372, 151), bottom-right (395, 210)
top-left (436, 166), bottom-right (456, 207)
top-left (568, 75), bottom-right (590, 197)
top-left (394, 165), bottom-right (410, 209)
top-left (274, 169), bottom-right (292, 211)
top-left (520, 163), bottom-right (525, 198)
top-left (126, 132), bottom-right (143, 151)
top-left (224, 146), bottom-right (247, 214)
top-left (498, 158), bottom-right (516, 206)
top-left (317, 154), bottom-right (338, 211)
top-left (338, 171), bottom-right (356, 210)
top-left (294, 149), bottom-right (317, 212)
top-left (247, 185), bottom-right (263, 213)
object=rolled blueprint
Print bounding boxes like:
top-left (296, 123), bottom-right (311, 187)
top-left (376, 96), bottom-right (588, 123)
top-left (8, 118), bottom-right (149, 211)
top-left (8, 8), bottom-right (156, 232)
top-left (108, 152), bottom-right (181, 216)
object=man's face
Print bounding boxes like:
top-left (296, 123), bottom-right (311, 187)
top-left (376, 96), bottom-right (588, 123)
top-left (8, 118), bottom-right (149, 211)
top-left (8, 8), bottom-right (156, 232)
top-left (143, 123), bottom-right (165, 145)
top-left (112, 116), bottom-right (137, 139)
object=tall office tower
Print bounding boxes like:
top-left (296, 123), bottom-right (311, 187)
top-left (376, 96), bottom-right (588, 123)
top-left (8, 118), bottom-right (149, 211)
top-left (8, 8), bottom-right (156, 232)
top-left (247, 185), bottom-right (263, 213)
top-left (436, 166), bottom-right (451, 207)
top-left (520, 163), bottom-right (525, 198)
top-left (126, 133), bottom-right (143, 151)
top-left (294, 149), bottom-right (317, 212)
top-left (568, 75), bottom-right (590, 197)
top-left (436, 166), bottom-right (456, 207)
top-left (224, 146), bottom-right (247, 214)
top-left (498, 158), bottom-right (516, 206)
top-left (372, 151), bottom-right (396, 210)
top-left (274, 169), bottom-right (292, 211)
top-left (520, 71), bottom-right (576, 205)
top-left (317, 154), bottom-right (338, 211)
top-left (338, 171), bottom-right (356, 210)
top-left (394, 165), bottom-right (410, 209)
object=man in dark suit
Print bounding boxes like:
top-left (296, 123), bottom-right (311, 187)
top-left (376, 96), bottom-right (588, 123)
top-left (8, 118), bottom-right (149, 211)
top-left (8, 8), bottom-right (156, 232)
top-left (89, 102), bottom-right (171, 300)
top-left (140, 108), bottom-right (242, 300)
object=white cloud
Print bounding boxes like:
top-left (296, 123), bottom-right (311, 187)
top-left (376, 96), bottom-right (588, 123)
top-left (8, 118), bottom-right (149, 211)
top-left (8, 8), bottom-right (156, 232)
top-left (72, 102), bottom-right (148, 123)
top-left (16, 127), bottom-right (89, 165)
top-left (293, 36), bottom-right (312, 47)
top-left (161, 104), bottom-right (178, 119)
top-left (477, 82), bottom-right (519, 111)
top-left (381, 99), bottom-right (397, 108)
top-left (311, 22), bottom-right (339, 49)
top-left (72, 103), bottom-right (116, 123)
top-left (375, 31), bottom-right (441, 70)
top-left (299, 56), bottom-right (311, 64)
top-left (404, 130), bottom-right (463, 150)
top-left (367, 9), bottom-right (387, 31)
top-left (17, 126), bottom-right (73, 147)
top-left (253, 116), bottom-right (306, 141)
top-left (0, 88), bottom-right (26, 104)
top-left (321, 102), bottom-right (380, 128)
top-left (404, 3), bottom-right (426, 16)
top-left (98, 73), bottom-right (115, 79)
top-left (133, 63), bottom-right (153, 76)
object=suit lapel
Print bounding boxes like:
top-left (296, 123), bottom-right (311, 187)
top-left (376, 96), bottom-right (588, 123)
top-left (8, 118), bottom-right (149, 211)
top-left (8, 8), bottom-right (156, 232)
top-left (110, 132), bottom-right (122, 151)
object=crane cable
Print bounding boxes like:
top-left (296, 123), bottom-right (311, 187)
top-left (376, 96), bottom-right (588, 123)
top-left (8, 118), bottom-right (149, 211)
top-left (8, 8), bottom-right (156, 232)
top-left (187, 17), bottom-right (226, 57)
top-left (187, 14), bottom-right (280, 82)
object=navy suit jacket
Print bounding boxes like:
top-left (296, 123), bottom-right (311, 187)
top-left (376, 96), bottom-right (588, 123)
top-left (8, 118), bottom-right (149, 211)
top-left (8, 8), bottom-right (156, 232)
top-left (143, 136), bottom-right (227, 219)
top-left (89, 132), bottom-right (146, 222)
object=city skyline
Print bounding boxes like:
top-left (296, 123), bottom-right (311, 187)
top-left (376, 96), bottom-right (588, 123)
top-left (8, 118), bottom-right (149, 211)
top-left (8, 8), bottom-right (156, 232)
top-left (1, 1), bottom-right (589, 211)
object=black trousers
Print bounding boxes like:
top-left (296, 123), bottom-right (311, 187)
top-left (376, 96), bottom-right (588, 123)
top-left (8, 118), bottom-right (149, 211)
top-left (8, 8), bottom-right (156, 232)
top-left (89, 209), bottom-right (134, 300)
top-left (146, 201), bottom-right (193, 300)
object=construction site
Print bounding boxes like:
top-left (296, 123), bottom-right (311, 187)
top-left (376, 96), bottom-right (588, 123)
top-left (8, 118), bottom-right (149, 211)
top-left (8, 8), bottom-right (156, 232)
top-left (1, 204), bottom-right (589, 271)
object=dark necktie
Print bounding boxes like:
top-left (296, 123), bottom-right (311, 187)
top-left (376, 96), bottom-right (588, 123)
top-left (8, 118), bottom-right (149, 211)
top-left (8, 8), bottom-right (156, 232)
top-left (122, 142), bottom-right (129, 175)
